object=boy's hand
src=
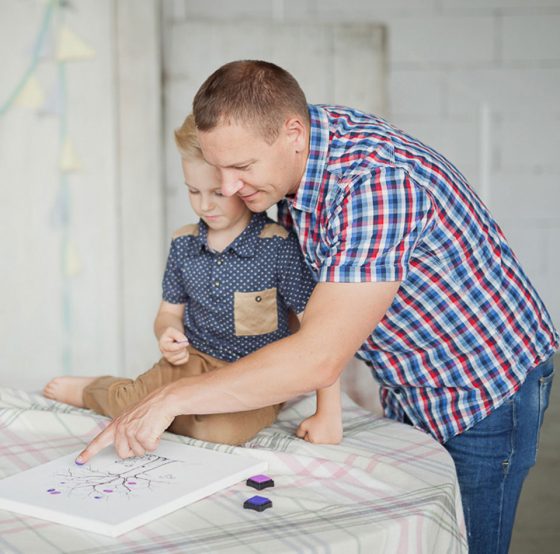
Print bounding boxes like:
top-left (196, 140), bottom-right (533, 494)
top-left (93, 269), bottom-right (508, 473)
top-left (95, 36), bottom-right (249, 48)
top-left (295, 412), bottom-right (343, 445)
top-left (159, 327), bottom-right (190, 365)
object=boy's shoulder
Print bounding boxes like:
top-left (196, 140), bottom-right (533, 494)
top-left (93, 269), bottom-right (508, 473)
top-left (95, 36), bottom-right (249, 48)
top-left (258, 220), bottom-right (289, 240)
top-left (172, 223), bottom-right (199, 239)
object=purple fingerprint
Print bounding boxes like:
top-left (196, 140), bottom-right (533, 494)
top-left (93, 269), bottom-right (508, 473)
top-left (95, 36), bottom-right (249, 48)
top-left (103, 489), bottom-right (113, 493)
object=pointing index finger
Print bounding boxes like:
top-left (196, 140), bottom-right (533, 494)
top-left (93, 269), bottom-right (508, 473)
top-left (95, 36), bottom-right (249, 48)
top-left (75, 424), bottom-right (116, 465)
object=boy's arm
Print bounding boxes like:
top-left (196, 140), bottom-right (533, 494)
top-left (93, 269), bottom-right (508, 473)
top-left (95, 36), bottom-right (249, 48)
top-left (296, 378), bottom-right (343, 444)
top-left (292, 311), bottom-right (343, 444)
top-left (154, 301), bottom-right (189, 365)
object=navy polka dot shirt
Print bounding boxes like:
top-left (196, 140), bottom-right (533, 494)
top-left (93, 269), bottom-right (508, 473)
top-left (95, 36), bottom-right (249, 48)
top-left (162, 212), bottom-right (316, 362)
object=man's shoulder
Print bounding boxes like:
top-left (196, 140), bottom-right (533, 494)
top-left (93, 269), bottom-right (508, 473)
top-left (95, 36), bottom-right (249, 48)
top-left (318, 104), bottom-right (387, 133)
top-left (317, 105), bottom-right (396, 174)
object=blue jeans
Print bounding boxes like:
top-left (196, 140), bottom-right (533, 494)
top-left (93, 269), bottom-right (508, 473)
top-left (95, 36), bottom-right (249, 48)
top-left (444, 357), bottom-right (555, 554)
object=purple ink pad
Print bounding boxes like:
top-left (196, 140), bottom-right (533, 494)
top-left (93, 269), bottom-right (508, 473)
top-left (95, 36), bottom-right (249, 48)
top-left (243, 495), bottom-right (272, 512)
top-left (246, 474), bottom-right (274, 490)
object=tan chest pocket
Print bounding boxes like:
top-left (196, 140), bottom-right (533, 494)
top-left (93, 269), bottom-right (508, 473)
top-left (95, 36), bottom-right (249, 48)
top-left (234, 288), bottom-right (278, 336)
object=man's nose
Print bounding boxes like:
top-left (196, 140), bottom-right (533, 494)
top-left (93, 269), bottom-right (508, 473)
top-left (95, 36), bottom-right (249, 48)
top-left (220, 173), bottom-right (244, 197)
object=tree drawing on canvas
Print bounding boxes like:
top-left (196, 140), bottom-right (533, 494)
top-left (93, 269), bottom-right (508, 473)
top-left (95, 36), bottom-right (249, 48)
top-left (45, 454), bottom-right (198, 501)
top-left (0, 442), bottom-right (266, 536)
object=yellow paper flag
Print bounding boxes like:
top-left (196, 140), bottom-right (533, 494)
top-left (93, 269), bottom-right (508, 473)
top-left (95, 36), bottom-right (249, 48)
top-left (59, 139), bottom-right (82, 172)
top-left (64, 240), bottom-right (82, 277)
top-left (56, 25), bottom-right (95, 61)
top-left (15, 76), bottom-right (45, 109)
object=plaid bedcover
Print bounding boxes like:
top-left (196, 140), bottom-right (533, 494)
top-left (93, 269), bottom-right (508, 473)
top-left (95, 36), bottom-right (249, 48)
top-left (0, 388), bottom-right (467, 553)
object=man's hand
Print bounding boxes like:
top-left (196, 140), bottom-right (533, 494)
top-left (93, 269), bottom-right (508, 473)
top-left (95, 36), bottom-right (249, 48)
top-left (75, 385), bottom-right (177, 464)
top-left (159, 327), bottom-right (190, 365)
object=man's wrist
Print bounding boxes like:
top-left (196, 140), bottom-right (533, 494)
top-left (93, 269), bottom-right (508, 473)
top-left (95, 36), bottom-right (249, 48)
top-left (162, 379), bottom-right (190, 416)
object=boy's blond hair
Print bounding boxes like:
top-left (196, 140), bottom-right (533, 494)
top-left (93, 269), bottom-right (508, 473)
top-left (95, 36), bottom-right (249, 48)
top-left (174, 114), bottom-right (203, 160)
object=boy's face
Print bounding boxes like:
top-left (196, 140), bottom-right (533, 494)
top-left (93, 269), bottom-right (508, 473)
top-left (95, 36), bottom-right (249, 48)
top-left (197, 117), bottom-right (308, 213)
top-left (182, 158), bottom-right (251, 233)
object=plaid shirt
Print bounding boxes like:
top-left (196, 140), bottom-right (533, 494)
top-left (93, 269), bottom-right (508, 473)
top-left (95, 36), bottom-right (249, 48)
top-left (278, 104), bottom-right (559, 443)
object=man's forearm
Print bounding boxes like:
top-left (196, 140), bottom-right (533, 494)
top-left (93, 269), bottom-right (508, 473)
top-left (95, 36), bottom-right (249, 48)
top-left (77, 281), bottom-right (400, 463)
top-left (168, 330), bottom-right (337, 416)
top-left (163, 280), bottom-right (400, 418)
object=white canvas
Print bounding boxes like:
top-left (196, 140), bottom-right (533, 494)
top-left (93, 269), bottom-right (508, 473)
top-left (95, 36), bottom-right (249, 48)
top-left (0, 442), bottom-right (267, 537)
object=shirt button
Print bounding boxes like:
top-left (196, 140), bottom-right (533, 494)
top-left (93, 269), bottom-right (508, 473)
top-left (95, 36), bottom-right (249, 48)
top-left (214, 281), bottom-right (220, 287)
top-left (394, 387), bottom-right (402, 394)
top-left (216, 259), bottom-right (223, 265)
top-left (255, 296), bottom-right (262, 302)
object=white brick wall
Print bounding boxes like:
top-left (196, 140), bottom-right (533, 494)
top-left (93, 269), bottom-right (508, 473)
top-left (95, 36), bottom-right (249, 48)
top-left (502, 15), bottom-right (560, 61)
top-left (445, 68), bottom-right (560, 115)
top-left (498, 115), bottom-right (560, 171)
top-left (389, 16), bottom-right (495, 65)
top-left (165, 0), bottom-right (560, 330)
top-left (442, 0), bottom-right (560, 12)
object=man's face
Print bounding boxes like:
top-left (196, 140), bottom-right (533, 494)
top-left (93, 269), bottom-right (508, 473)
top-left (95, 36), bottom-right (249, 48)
top-left (197, 119), bottom-right (308, 213)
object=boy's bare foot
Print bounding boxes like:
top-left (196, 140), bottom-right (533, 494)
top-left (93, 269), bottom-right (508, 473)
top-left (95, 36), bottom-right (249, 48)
top-left (43, 376), bottom-right (97, 408)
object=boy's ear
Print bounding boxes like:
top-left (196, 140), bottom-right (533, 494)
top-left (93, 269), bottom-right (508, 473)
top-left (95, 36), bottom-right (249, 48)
top-left (284, 116), bottom-right (307, 152)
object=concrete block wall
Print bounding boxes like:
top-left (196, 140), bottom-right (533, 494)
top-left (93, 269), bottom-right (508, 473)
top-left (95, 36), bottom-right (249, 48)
top-left (164, 0), bottom-right (560, 328)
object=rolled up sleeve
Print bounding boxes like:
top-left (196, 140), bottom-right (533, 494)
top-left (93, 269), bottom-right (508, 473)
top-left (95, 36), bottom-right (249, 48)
top-left (319, 167), bottom-right (431, 283)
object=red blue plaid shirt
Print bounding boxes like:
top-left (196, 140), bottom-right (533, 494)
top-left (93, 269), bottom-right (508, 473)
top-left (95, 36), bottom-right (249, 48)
top-left (278, 104), bottom-right (559, 443)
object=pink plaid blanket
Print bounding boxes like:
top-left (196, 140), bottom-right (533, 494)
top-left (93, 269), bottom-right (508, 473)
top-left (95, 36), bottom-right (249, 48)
top-left (0, 388), bottom-right (466, 553)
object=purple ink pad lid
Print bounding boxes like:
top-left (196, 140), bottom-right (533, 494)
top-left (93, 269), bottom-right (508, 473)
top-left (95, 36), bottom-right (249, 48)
top-left (243, 495), bottom-right (272, 512)
top-left (246, 474), bottom-right (274, 490)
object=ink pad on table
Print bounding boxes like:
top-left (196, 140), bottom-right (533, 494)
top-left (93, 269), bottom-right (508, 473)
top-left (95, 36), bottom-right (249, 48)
top-left (246, 474), bottom-right (275, 490)
top-left (243, 495), bottom-right (272, 512)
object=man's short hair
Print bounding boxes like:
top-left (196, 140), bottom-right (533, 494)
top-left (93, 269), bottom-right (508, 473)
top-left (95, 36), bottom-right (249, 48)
top-left (193, 60), bottom-right (309, 144)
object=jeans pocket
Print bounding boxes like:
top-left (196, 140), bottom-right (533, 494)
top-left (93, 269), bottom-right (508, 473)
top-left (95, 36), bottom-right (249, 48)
top-left (538, 368), bottom-right (554, 420)
top-left (534, 363), bottom-right (555, 463)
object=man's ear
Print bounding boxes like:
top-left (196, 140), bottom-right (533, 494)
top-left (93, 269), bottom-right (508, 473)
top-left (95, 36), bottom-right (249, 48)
top-left (284, 116), bottom-right (308, 152)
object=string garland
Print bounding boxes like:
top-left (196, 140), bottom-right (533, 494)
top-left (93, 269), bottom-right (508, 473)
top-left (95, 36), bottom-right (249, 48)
top-left (1, 0), bottom-right (95, 374)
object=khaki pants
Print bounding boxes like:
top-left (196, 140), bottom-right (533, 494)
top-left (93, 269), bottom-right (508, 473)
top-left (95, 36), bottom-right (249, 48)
top-left (83, 345), bottom-right (281, 445)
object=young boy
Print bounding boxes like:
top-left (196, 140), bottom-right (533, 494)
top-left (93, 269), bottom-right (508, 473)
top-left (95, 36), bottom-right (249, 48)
top-left (44, 114), bottom-right (343, 446)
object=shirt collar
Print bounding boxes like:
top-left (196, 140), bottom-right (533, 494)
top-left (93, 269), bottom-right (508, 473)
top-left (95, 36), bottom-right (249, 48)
top-left (197, 212), bottom-right (267, 258)
top-left (290, 104), bottom-right (330, 213)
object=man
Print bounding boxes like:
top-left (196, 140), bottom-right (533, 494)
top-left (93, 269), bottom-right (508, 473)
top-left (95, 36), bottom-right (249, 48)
top-left (79, 60), bottom-right (557, 553)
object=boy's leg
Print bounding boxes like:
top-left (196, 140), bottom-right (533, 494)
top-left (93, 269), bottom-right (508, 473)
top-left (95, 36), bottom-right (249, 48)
top-left (168, 348), bottom-right (282, 445)
top-left (170, 404), bottom-right (282, 445)
top-left (83, 346), bottom-right (282, 444)
top-left (444, 357), bottom-right (554, 554)
top-left (82, 356), bottom-right (191, 418)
